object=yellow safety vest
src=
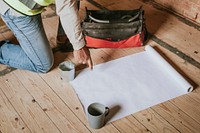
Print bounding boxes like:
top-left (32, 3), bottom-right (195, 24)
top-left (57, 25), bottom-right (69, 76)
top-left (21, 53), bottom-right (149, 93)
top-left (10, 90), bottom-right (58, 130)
top-left (3, 0), bottom-right (54, 16)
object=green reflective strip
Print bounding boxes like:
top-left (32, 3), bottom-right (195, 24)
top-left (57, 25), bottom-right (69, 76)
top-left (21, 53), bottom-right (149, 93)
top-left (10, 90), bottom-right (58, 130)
top-left (3, 0), bottom-right (43, 16)
top-left (34, 0), bottom-right (54, 6)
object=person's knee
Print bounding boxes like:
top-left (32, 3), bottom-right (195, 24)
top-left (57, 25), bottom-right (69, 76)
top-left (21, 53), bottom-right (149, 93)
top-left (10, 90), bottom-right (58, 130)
top-left (37, 58), bottom-right (54, 73)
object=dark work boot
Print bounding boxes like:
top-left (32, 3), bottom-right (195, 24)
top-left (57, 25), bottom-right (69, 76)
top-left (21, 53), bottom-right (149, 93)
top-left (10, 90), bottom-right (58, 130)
top-left (0, 40), bottom-right (6, 46)
top-left (52, 36), bottom-right (74, 53)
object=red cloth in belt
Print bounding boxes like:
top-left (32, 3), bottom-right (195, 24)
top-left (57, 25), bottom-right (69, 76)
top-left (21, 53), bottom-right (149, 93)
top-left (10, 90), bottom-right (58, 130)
top-left (86, 32), bottom-right (144, 48)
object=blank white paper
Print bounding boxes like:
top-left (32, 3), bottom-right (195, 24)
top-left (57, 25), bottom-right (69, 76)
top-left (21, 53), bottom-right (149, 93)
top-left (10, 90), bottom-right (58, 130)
top-left (70, 45), bottom-right (193, 123)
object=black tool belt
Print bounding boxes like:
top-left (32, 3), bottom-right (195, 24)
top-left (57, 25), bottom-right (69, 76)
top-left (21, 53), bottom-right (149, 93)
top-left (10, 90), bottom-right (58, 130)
top-left (82, 7), bottom-right (148, 42)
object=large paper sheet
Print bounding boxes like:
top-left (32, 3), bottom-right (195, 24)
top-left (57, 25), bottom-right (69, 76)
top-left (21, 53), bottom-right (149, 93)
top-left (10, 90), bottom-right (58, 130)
top-left (70, 45), bottom-right (193, 122)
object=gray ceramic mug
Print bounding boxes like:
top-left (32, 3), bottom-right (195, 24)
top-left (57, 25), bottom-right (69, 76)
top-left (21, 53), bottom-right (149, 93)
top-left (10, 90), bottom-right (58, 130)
top-left (58, 61), bottom-right (75, 82)
top-left (87, 103), bottom-right (109, 129)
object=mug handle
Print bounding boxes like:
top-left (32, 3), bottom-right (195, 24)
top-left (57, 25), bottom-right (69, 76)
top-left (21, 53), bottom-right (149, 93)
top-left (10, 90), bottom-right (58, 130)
top-left (105, 107), bottom-right (110, 116)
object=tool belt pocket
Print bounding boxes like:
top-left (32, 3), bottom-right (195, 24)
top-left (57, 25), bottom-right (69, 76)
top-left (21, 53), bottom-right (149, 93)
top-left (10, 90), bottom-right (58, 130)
top-left (82, 7), bottom-right (148, 48)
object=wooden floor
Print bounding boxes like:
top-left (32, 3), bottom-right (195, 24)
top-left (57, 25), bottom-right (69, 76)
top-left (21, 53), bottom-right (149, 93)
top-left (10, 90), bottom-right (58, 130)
top-left (1, 0), bottom-right (200, 132)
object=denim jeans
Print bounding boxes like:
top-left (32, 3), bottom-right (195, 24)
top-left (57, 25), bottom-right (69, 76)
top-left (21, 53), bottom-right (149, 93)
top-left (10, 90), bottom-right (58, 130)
top-left (0, 10), bottom-right (54, 73)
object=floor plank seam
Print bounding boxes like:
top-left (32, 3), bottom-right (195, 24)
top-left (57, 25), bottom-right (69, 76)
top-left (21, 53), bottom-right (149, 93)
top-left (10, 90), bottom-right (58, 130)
top-left (38, 74), bottom-right (92, 132)
top-left (150, 107), bottom-right (182, 133)
top-left (169, 100), bottom-right (200, 126)
top-left (86, 0), bottom-right (108, 10)
top-left (0, 86), bottom-right (32, 132)
top-left (14, 72), bottom-right (68, 133)
top-left (131, 115), bottom-right (152, 133)
top-left (138, 0), bottom-right (200, 31)
top-left (150, 34), bottom-right (200, 69)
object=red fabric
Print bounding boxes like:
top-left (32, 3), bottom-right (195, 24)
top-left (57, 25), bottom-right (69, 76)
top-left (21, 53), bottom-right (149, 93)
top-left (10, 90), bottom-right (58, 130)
top-left (86, 33), bottom-right (143, 48)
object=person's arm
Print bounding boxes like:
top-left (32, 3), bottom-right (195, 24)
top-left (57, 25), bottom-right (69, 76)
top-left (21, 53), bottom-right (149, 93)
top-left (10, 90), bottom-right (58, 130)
top-left (55, 0), bottom-right (92, 69)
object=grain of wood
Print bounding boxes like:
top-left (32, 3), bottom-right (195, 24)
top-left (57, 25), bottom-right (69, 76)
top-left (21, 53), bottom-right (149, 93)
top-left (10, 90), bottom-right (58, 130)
top-left (134, 108), bottom-right (180, 133)
top-left (0, 18), bottom-right (5, 27)
top-left (42, 16), bottom-right (59, 48)
top-left (0, 73), bottom-right (60, 133)
top-left (0, 89), bottom-right (31, 133)
top-left (152, 102), bottom-right (200, 133)
top-left (0, 33), bottom-right (4, 41)
top-left (13, 69), bottom-right (91, 133)
top-left (112, 116), bottom-right (151, 133)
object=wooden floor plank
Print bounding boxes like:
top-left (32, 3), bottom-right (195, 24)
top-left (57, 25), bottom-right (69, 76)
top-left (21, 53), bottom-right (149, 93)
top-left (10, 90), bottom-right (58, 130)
top-left (13, 69), bottom-right (91, 133)
top-left (171, 95), bottom-right (200, 123)
top-left (144, 6), bottom-right (200, 63)
top-left (0, 33), bottom-right (5, 41)
top-left (112, 116), bottom-right (151, 133)
top-left (0, 33), bottom-right (7, 72)
top-left (0, 73), bottom-right (60, 133)
top-left (152, 102), bottom-right (200, 133)
top-left (79, 0), bottom-right (100, 18)
top-left (0, 64), bottom-right (7, 72)
top-left (42, 16), bottom-right (59, 48)
top-left (1, 31), bottom-right (18, 45)
top-left (134, 108), bottom-right (180, 133)
top-left (0, 18), bottom-right (5, 27)
top-left (93, 0), bottom-right (143, 10)
top-left (0, 89), bottom-right (31, 133)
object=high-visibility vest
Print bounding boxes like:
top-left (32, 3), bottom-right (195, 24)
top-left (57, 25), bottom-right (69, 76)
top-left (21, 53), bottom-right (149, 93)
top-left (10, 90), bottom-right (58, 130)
top-left (3, 0), bottom-right (54, 16)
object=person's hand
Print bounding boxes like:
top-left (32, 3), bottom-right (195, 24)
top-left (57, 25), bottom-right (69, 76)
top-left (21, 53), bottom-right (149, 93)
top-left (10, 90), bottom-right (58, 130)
top-left (73, 46), bottom-right (93, 70)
